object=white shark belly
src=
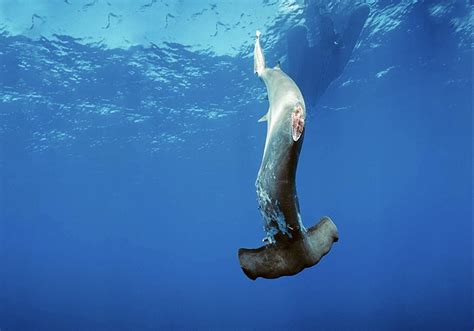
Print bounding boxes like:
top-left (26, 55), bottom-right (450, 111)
top-left (256, 69), bottom-right (306, 242)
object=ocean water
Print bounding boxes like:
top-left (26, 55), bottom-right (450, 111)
top-left (0, 1), bottom-right (472, 330)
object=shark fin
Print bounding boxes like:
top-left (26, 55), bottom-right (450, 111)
top-left (258, 113), bottom-right (268, 123)
top-left (254, 30), bottom-right (266, 76)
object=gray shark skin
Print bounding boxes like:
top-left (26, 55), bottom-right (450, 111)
top-left (238, 31), bottom-right (338, 280)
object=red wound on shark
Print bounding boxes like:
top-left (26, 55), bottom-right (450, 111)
top-left (291, 104), bottom-right (304, 141)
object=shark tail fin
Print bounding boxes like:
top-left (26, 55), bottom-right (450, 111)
top-left (238, 217), bottom-right (338, 280)
top-left (254, 30), bottom-right (266, 77)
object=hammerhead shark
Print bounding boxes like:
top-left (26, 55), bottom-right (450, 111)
top-left (238, 31), bottom-right (338, 280)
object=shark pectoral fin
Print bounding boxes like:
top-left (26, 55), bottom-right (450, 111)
top-left (258, 113), bottom-right (268, 123)
top-left (238, 217), bottom-right (338, 280)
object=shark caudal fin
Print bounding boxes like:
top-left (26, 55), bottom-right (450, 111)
top-left (254, 30), bottom-right (266, 77)
top-left (238, 217), bottom-right (338, 280)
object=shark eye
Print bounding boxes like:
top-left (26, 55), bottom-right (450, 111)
top-left (291, 104), bottom-right (304, 142)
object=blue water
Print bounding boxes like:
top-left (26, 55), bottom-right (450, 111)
top-left (0, 1), bottom-right (472, 330)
